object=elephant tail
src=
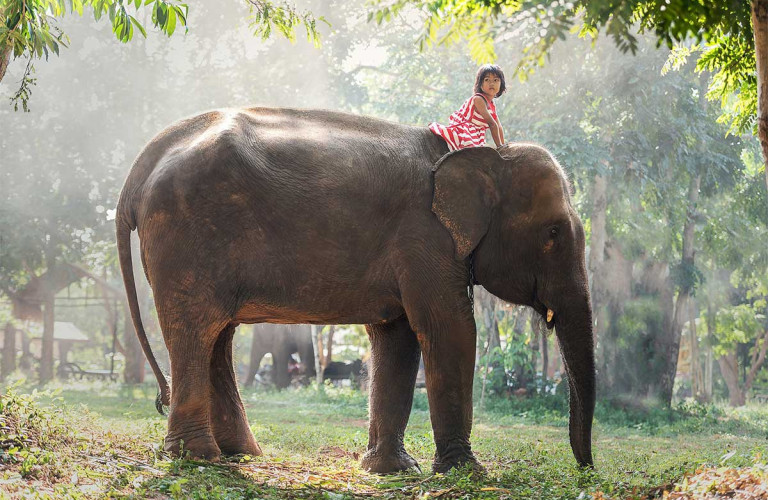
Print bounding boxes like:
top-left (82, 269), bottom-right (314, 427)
top-left (116, 215), bottom-right (170, 415)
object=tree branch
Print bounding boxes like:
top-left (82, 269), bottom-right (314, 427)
top-left (0, 45), bottom-right (11, 83)
top-left (745, 330), bottom-right (768, 392)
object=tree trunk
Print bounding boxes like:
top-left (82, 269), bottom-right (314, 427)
top-left (2, 322), bottom-right (16, 380)
top-left (596, 240), bottom-right (632, 396)
top-left (122, 302), bottom-right (145, 383)
top-left (745, 330), bottom-right (768, 394)
top-left (325, 325), bottom-right (335, 366)
top-left (311, 325), bottom-right (323, 386)
top-left (122, 236), bottom-right (149, 383)
top-left (702, 278), bottom-right (718, 403)
top-left (58, 340), bottom-right (71, 364)
top-left (39, 240), bottom-right (59, 384)
top-left (718, 352), bottom-right (746, 407)
top-left (752, 0), bottom-right (768, 194)
top-left (689, 301), bottom-right (702, 400)
top-left (0, 45), bottom-right (10, 85)
top-left (19, 330), bottom-right (31, 371)
top-left (588, 174), bottom-right (607, 298)
top-left (39, 290), bottom-right (55, 384)
top-left (588, 174), bottom-right (607, 337)
top-left (478, 291), bottom-right (504, 405)
top-left (703, 344), bottom-right (713, 403)
top-left (512, 307), bottom-right (533, 389)
top-left (589, 174), bottom-right (615, 394)
top-left (657, 174), bottom-right (700, 405)
top-left (478, 288), bottom-right (506, 389)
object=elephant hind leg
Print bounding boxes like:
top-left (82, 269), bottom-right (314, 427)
top-left (209, 324), bottom-right (262, 456)
top-left (162, 321), bottom-right (221, 460)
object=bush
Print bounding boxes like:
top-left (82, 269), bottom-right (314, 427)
top-left (0, 383), bottom-right (74, 481)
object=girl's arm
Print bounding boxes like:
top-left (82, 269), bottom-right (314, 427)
top-left (497, 120), bottom-right (505, 145)
top-left (473, 96), bottom-right (503, 148)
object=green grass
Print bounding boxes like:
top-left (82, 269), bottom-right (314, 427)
top-left (1, 380), bottom-right (767, 499)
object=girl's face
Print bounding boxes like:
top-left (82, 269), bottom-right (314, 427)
top-left (481, 73), bottom-right (501, 97)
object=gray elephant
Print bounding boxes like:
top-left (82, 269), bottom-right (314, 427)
top-left (245, 323), bottom-right (315, 388)
top-left (117, 107), bottom-right (595, 474)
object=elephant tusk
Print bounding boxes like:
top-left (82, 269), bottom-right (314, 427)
top-left (547, 309), bottom-right (554, 323)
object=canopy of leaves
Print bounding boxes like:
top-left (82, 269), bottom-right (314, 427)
top-left (371, 0), bottom-right (758, 134)
top-left (0, 0), bottom-right (329, 111)
top-left (0, 0), bottom-right (189, 110)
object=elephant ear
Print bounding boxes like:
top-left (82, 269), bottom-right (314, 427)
top-left (432, 147), bottom-right (502, 260)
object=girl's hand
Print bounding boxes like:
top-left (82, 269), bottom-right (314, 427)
top-left (473, 96), bottom-right (503, 148)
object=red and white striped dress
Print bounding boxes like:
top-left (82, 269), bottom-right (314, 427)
top-left (429, 93), bottom-right (498, 151)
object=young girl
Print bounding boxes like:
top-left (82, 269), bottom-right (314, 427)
top-left (429, 64), bottom-right (506, 151)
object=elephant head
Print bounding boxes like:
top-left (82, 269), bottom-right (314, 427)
top-left (432, 144), bottom-right (595, 467)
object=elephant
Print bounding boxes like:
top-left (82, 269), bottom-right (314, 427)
top-left (245, 323), bottom-right (316, 389)
top-left (116, 107), bottom-right (595, 474)
top-left (323, 359), bottom-right (363, 382)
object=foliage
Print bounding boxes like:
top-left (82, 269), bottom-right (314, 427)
top-left (0, 384), bottom-right (73, 482)
top-left (245, 0), bottom-right (328, 48)
top-left (0, 0), bottom-right (765, 408)
top-left (706, 302), bottom-right (767, 358)
top-left (3, 381), bottom-right (768, 498)
top-left (0, 0), bottom-right (189, 110)
top-left (478, 310), bottom-right (542, 395)
top-left (0, 0), bottom-right (331, 111)
top-left (370, 0), bottom-right (760, 137)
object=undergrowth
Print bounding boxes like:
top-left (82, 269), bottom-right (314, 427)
top-left (0, 380), bottom-right (766, 499)
top-left (0, 384), bottom-right (74, 484)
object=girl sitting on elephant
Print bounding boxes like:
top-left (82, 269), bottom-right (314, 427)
top-left (429, 64), bottom-right (506, 151)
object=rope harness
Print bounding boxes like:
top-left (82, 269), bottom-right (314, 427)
top-left (468, 250), bottom-right (477, 309)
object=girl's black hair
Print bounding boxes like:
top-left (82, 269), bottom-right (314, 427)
top-left (473, 64), bottom-right (506, 98)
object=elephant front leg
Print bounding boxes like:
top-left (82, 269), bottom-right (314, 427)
top-left (209, 325), bottom-right (263, 456)
top-left (412, 304), bottom-right (482, 473)
top-left (361, 315), bottom-right (421, 473)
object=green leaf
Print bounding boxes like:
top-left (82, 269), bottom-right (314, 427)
top-left (175, 5), bottom-right (187, 27)
top-left (129, 15), bottom-right (147, 38)
top-left (155, 3), bottom-right (167, 27)
top-left (165, 7), bottom-right (176, 36)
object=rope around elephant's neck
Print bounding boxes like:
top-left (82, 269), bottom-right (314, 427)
top-left (468, 251), bottom-right (477, 309)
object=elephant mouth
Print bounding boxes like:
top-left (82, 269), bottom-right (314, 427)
top-left (532, 296), bottom-right (556, 330)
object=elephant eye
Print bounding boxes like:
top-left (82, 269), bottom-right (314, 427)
top-left (549, 226), bottom-right (559, 238)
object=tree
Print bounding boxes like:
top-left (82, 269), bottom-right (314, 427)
top-left (0, 0), bottom-right (327, 110)
top-left (373, 0), bottom-right (768, 196)
top-left (0, 0), bottom-right (332, 383)
top-left (708, 300), bottom-right (768, 406)
top-left (697, 144), bottom-right (768, 405)
top-left (0, 0), bottom-right (189, 110)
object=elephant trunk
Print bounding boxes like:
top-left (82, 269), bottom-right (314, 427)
top-left (554, 296), bottom-right (595, 468)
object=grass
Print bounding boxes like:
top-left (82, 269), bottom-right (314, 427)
top-left (1, 379), bottom-right (767, 499)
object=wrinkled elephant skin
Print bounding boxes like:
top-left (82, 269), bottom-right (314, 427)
top-left (116, 108), bottom-right (595, 473)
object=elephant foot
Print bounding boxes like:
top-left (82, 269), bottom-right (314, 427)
top-left (361, 446), bottom-right (420, 474)
top-left (164, 432), bottom-right (221, 461)
top-left (432, 443), bottom-right (485, 474)
top-left (215, 431), bottom-right (263, 457)
top-left (432, 455), bottom-right (485, 474)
